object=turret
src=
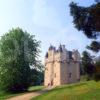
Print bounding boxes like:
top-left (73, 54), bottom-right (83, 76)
top-left (55, 45), bottom-right (67, 62)
top-left (72, 50), bottom-right (81, 61)
top-left (45, 45), bottom-right (55, 63)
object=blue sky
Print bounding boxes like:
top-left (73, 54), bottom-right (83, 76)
top-left (0, 0), bottom-right (95, 62)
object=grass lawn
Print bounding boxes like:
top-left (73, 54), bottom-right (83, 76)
top-left (0, 91), bottom-right (23, 100)
top-left (28, 86), bottom-right (44, 92)
top-left (32, 81), bottom-right (100, 100)
top-left (0, 86), bottom-right (44, 100)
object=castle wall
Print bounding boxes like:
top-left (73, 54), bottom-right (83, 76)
top-left (44, 49), bottom-right (55, 86)
top-left (67, 61), bottom-right (80, 83)
top-left (60, 51), bottom-right (69, 84)
top-left (44, 45), bottom-right (80, 86)
top-left (75, 62), bottom-right (80, 81)
top-left (44, 62), bottom-right (53, 86)
top-left (60, 62), bottom-right (68, 84)
top-left (53, 61), bottom-right (61, 86)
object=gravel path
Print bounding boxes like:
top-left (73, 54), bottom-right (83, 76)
top-left (7, 87), bottom-right (54, 100)
top-left (7, 92), bottom-right (42, 100)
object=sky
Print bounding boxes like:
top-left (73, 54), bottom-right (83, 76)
top-left (0, 0), bottom-right (95, 62)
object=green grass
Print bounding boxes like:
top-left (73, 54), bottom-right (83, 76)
top-left (0, 91), bottom-right (22, 100)
top-left (28, 86), bottom-right (44, 92)
top-left (32, 81), bottom-right (100, 100)
top-left (0, 86), bottom-right (44, 100)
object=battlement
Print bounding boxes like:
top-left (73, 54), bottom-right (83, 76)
top-left (45, 45), bottom-right (80, 63)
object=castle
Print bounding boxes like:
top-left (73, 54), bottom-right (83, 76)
top-left (44, 45), bottom-right (81, 86)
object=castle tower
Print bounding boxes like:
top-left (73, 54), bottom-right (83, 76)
top-left (44, 45), bottom-right (55, 86)
top-left (44, 45), bottom-right (81, 86)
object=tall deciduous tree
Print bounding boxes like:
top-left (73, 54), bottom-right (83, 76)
top-left (0, 28), bottom-right (40, 92)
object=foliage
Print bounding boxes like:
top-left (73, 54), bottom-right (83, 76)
top-left (81, 51), bottom-right (95, 79)
top-left (0, 28), bottom-right (40, 92)
top-left (87, 41), bottom-right (100, 52)
top-left (95, 60), bottom-right (100, 66)
top-left (70, 2), bottom-right (100, 52)
top-left (94, 61), bottom-right (100, 81)
top-left (94, 72), bottom-right (100, 81)
top-left (30, 69), bottom-right (44, 86)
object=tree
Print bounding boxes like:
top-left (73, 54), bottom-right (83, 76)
top-left (82, 51), bottom-right (95, 80)
top-left (94, 60), bottom-right (100, 81)
top-left (30, 69), bottom-right (44, 86)
top-left (70, 1), bottom-right (100, 52)
top-left (0, 28), bottom-right (40, 92)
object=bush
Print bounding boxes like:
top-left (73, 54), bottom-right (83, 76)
top-left (94, 61), bottom-right (100, 81)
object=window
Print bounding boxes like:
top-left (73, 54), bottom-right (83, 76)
top-left (69, 73), bottom-right (72, 78)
